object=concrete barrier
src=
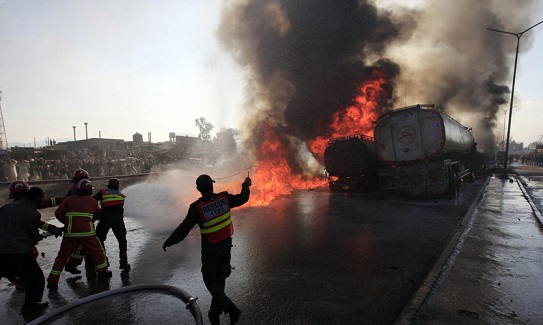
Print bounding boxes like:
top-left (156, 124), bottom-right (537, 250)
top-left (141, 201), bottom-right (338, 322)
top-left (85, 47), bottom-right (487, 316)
top-left (0, 173), bottom-right (157, 206)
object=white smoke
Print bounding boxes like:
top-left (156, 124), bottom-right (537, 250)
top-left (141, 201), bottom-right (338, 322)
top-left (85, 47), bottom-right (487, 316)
top-left (123, 169), bottom-right (199, 232)
top-left (122, 159), bottom-right (253, 232)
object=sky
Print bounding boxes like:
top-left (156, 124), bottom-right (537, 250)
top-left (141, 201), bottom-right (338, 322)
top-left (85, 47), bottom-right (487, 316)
top-left (0, 0), bottom-right (542, 148)
top-left (0, 1), bottom-right (246, 147)
top-left (509, 19), bottom-right (543, 146)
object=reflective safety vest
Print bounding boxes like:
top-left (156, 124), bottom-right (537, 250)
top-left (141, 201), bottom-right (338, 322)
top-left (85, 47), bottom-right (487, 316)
top-left (100, 188), bottom-right (126, 207)
top-left (195, 193), bottom-right (233, 244)
top-left (49, 197), bottom-right (59, 207)
top-left (63, 211), bottom-right (96, 237)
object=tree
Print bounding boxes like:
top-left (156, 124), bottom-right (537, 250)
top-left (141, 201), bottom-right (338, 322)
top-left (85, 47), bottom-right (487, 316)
top-left (195, 117), bottom-right (214, 141)
top-left (213, 128), bottom-right (239, 153)
top-left (508, 140), bottom-right (525, 155)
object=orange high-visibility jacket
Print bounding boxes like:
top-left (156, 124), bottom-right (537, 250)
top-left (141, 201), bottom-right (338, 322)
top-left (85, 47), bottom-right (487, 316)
top-left (55, 195), bottom-right (101, 237)
top-left (194, 193), bottom-right (233, 244)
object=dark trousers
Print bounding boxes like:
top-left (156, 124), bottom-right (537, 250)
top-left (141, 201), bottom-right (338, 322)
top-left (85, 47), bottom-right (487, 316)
top-left (201, 238), bottom-right (237, 316)
top-left (0, 253), bottom-right (45, 306)
top-left (96, 215), bottom-right (128, 266)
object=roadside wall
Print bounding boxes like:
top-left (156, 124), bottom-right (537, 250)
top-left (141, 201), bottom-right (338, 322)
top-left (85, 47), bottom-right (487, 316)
top-left (0, 173), bottom-right (155, 206)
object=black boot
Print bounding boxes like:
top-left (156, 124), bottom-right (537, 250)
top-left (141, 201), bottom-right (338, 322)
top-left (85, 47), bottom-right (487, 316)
top-left (65, 264), bottom-right (81, 274)
top-left (97, 270), bottom-right (112, 279)
top-left (21, 302), bottom-right (49, 314)
top-left (46, 282), bottom-right (58, 292)
top-left (229, 308), bottom-right (241, 325)
top-left (208, 311), bottom-right (220, 325)
top-left (84, 259), bottom-right (95, 271)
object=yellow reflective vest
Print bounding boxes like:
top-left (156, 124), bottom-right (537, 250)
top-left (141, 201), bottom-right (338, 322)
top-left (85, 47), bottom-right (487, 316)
top-left (195, 193), bottom-right (233, 244)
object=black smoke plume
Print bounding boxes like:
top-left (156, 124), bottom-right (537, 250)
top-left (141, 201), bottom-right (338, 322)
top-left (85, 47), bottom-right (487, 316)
top-left (218, 0), bottom-right (538, 168)
top-left (218, 0), bottom-right (408, 171)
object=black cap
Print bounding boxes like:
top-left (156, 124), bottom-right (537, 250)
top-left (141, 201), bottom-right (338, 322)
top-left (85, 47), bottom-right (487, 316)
top-left (196, 174), bottom-right (215, 187)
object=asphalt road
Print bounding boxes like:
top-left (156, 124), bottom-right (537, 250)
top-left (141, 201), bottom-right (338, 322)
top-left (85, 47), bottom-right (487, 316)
top-left (0, 172), bottom-right (488, 325)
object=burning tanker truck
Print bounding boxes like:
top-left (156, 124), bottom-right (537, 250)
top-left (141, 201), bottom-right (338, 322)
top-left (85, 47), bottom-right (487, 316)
top-left (374, 104), bottom-right (476, 197)
top-left (323, 135), bottom-right (383, 192)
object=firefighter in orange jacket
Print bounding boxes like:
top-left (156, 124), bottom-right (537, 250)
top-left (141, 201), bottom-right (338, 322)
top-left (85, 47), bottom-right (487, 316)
top-left (47, 179), bottom-right (111, 291)
top-left (163, 174), bottom-right (251, 325)
top-left (93, 178), bottom-right (130, 272)
top-left (63, 168), bottom-right (92, 274)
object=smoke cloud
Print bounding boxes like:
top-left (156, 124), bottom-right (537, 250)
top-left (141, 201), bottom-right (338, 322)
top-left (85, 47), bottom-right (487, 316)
top-left (123, 169), bottom-right (197, 232)
top-left (389, 0), bottom-right (538, 152)
top-left (218, 0), bottom-right (539, 168)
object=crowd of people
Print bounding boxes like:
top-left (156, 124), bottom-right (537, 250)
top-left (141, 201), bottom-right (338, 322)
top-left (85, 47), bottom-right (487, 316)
top-left (519, 152), bottom-right (543, 167)
top-left (0, 147), bottom-right (187, 183)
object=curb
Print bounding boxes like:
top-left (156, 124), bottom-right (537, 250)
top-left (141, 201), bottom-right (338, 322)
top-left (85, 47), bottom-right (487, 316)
top-left (393, 176), bottom-right (490, 325)
top-left (516, 176), bottom-right (543, 227)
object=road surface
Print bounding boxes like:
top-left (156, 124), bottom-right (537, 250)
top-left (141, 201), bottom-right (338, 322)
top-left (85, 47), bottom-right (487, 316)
top-left (0, 171), bottom-right (488, 324)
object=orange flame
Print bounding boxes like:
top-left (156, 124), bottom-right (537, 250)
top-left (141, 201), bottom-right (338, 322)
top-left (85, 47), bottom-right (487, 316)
top-left (246, 123), bottom-right (326, 207)
top-left (220, 71), bottom-right (390, 207)
top-left (308, 71), bottom-right (388, 162)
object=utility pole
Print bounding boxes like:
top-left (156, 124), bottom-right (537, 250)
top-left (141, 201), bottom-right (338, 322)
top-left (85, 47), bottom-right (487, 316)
top-left (0, 90), bottom-right (9, 150)
top-left (84, 122), bottom-right (88, 139)
top-left (73, 126), bottom-right (76, 141)
top-left (487, 20), bottom-right (543, 179)
top-left (500, 108), bottom-right (508, 153)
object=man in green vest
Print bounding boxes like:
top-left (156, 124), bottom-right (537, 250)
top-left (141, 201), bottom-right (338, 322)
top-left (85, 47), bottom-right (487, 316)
top-left (163, 174), bottom-right (251, 325)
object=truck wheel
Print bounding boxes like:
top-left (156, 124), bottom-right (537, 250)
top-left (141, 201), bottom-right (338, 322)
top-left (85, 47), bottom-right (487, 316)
top-left (447, 173), bottom-right (460, 198)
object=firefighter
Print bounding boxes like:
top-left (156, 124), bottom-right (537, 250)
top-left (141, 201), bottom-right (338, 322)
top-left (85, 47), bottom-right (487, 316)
top-left (0, 187), bottom-right (49, 314)
top-left (93, 178), bottom-right (130, 272)
top-left (7, 181), bottom-right (64, 291)
top-left (47, 179), bottom-right (112, 291)
top-left (65, 168), bottom-right (90, 197)
top-left (63, 168), bottom-right (92, 274)
top-left (10, 181), bottom-right (65, 235)
top-left (163, 174), bottom-right (251, 325)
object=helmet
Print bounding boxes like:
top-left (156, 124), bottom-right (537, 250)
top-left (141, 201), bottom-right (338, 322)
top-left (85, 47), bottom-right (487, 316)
top-left (107, 178), bottom-right (120, 188)
top-left (71, 169), bottom-right (89, 182)
top-left (107, 178), bottom-right (121, 188)
top-left (9, 181), bottom-right (30, 199)
top-left (75, 179), bottom-right (92, 192)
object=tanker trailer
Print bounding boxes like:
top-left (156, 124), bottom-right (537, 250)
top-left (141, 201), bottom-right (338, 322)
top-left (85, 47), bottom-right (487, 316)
top-left (323, 134), bottom-right (382, 192)
top-left (374, 104), bottom-right (476, 197)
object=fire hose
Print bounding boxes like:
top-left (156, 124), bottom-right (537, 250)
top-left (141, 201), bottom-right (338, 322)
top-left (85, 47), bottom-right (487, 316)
top-left (27, 284), bottom-right (203, 325)
top-left (192, 167), bottom-right (253, 181)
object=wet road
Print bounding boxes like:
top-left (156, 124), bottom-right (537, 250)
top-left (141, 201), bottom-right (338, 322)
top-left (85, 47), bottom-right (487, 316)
top-left (0, 173), bottom-right (488, 324)
top-left (407, 164), bottom-right (543, 324)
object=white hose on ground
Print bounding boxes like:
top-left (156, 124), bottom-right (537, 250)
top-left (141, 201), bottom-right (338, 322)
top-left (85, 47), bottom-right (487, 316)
top-left (27, 284), bottom-right (203, 325)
